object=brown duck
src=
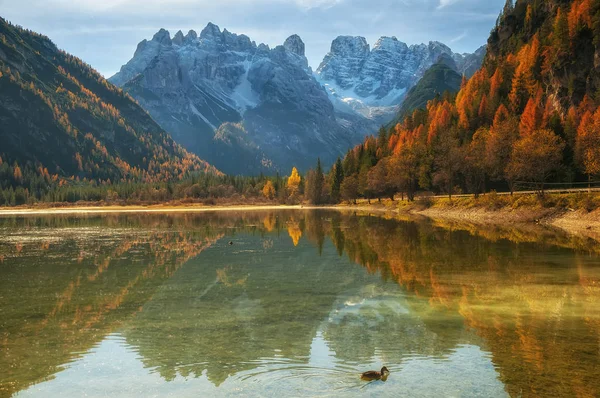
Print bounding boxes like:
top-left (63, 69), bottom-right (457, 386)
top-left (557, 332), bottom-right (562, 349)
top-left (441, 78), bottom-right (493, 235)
top-left (361, 366), bottom-right (390, 381)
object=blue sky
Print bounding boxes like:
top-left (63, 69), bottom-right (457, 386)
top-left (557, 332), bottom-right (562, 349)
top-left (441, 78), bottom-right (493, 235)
top-left (1, 0), bottom-right (505, 77)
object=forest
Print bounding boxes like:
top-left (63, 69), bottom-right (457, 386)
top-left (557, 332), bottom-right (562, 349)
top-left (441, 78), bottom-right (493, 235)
top-left (320, 0), bottom-right (600, 203)
top-left (3, 0), bottom-right (600, 208)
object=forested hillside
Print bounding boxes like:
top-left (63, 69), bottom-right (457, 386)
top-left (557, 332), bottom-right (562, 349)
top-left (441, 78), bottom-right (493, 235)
top-left (389, 62), bottom-right (463, 128)
top-left (329, 0), bottom-right (600, 201)
top-left (0, 17), bottom-right (217, 204)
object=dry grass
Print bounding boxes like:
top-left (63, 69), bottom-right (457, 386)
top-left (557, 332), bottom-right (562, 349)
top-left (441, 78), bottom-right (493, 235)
top-left (412, 192), bottom-right (600, 213)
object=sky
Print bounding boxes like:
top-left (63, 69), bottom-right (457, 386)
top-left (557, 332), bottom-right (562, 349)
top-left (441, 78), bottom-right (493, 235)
top-left (1, 0), bottom-right (506, 78)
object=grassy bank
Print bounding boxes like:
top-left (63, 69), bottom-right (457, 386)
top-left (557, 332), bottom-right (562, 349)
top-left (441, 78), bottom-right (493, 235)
top-left (337, 192), bottom-right (600, 238)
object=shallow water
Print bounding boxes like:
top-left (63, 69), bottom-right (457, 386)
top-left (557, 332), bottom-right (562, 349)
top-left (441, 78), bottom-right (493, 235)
top-left (0, 210), bottom-right (599, 397)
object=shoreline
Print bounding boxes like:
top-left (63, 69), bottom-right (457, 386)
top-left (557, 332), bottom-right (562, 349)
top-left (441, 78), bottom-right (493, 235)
top-left (0, 204), bottom-right (304, 216)
top-left (1, 201), bottom-right (600, 240)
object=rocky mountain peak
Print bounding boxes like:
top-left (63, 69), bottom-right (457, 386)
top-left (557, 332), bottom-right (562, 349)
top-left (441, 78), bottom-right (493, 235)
top-left (428, 41), bottom-right (452, 52)
top-left (373, 36), bottom-right (408, 53)
top-left (200, 22), bottom-right (222, 41)
top-left (173, 30), bottom-right (184, 46)
top-left (110, 23), bottom-right (349, 175)
top-left (329, 36), bottom-right (370, 58)
top-left (316, 35), bottom-right (485, 118)
top-left (152, 28), bottom-right (172, 45)
top-left (185, 30), bottom-right (198, 43)
top-left (283, 34), bottom-right (305, 57)
top-left (133, 39), bottom-right (148, 57)
top-left (435, 53), bottom-right (458, 70)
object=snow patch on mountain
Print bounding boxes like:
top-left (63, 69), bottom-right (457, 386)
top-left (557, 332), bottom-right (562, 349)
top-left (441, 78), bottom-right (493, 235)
top-left (316, 36), bottom-right (485, 123)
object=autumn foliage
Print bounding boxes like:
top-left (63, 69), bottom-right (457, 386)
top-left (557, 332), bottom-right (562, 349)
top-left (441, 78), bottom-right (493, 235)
top-left (333, 0), bottom-right (600, 201)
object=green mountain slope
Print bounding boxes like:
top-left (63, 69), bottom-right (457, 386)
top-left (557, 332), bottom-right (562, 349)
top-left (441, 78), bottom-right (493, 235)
top-left (0, 17), bottom-right (217, 191)
top-left (389, 62), bottom-right (462, 127)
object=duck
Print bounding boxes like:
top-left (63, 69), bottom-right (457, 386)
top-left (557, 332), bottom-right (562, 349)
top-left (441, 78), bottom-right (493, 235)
top-left (228, 241), bottom-right (234, 245)
top-left (360, 366), bottom-right (389, 381)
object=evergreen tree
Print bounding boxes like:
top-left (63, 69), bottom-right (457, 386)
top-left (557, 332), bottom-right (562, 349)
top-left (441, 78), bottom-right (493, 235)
top-left (306, 158), bottom-right (325, 205)
top-left (331, 157), bottom-right (344, 203)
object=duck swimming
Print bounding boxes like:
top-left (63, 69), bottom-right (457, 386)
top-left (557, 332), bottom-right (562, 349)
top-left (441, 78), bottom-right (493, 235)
top-left (361, 366), bottom-right (390, 381)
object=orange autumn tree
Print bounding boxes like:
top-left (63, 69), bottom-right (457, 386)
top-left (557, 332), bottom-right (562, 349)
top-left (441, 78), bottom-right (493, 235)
top-left (576, 110), bottom-right (600, 189)
top-left (519, 97), bottom-right (541, 136)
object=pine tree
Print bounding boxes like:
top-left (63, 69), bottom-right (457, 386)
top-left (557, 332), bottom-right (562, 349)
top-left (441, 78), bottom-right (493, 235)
top-left (306, 158), bottom-right (325, 205)
top-left (331, 157), bottom-right (344, 203)
top-left (554, 8), bottom-right (570, 63)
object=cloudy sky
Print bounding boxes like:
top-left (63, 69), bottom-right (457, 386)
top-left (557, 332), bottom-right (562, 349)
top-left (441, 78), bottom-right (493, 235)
top-left (1, 0), bottom-right (505, 77)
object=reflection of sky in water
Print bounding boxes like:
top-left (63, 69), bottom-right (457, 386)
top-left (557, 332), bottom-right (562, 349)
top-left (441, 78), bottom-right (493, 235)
top-left (17, 334), bottom-right (507, 398)
top-left (4, 211), bottom-right (600, 397)
top-left (17, 287), bottom-right (508, 398)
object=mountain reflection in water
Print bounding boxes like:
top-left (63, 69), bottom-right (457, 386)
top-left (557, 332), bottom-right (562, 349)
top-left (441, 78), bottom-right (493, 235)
top-left (0, 210), bottom-right (599, 397)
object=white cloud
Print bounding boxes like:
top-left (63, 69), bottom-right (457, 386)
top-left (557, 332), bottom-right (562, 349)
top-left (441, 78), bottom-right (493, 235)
top-left (437, 0), bottom-right (459, 10)
top-left (295, 0), bottom-right (344, 10)
top-left (449, 30), bottom-right (467, 43)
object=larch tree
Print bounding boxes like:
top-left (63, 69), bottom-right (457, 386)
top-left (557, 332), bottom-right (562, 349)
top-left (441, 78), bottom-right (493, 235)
top-left (464, 127), bottom-right (489, 197)
top-left (367, 159), bottom-right (392, 202)
top-left (433, 129), bottom-right (462, 199)
top-left (507, 129), bottom-right (565, 194)
top-left (389, 140), bottom-right (420, 201)
top-left (575, 110), bottom-right (600, 190)
top-left (13, 164), bottom-right (22, 183)
top-left (286, 167), bottom-right (301, 198)
top-left (262, 180), bottom-right (276, 200)
top-left (519, 97), bottom-right (541, 136)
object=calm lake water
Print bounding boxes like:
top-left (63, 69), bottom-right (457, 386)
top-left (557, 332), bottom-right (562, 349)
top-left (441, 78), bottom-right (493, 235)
top-left (0, 210), bottom-right (599, 397)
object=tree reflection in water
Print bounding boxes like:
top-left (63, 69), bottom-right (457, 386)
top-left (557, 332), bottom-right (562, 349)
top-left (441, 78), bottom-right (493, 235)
top-left (0, 211), bottom-right (599, 397)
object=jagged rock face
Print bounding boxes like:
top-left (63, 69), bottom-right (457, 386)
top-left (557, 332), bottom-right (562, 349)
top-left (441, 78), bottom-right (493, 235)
top-left (111, 25), bottom-right (485, 174)
top-left (315, 36), bottom-right (485, 122)
top-left (110, 24), bottom-right (353, 174)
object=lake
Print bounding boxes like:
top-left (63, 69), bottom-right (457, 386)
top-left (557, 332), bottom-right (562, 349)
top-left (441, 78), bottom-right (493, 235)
top-left (0, 210), bottom-right (599, 397)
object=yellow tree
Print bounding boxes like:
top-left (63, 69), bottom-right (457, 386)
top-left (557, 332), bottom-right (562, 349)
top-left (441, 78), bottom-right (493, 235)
top-left (286, 167), bottom-right (301, 197)
top-left (262, 180), bottom-right (276, 200)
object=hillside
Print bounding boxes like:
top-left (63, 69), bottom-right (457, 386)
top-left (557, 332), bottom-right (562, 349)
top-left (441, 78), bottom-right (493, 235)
top-left (0, 18), bottom-right (217, 200)
top-left (390, 62), bottom-right (463, 126)
top-left (333, 0), bottom-right (600, 202)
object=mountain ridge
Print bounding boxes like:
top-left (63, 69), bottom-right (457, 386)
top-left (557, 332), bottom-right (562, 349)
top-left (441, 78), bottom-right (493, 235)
top-left (0, 17), bottom-right (217, 202)
top-left (110, 24), bottom-right (352, 175)
top-left (315, 34), bottom-right (485, 121)
top-left (110, 23), bottom-right (485, 174)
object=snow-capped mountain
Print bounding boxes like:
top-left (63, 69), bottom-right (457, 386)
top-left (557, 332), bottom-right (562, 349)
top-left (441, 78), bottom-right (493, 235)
top-left (110, 24), bottom-right (353, 174)
top-left (110, 25), bottom-right (484, 174)
top-left (315, 36), bottom-right (485, 122)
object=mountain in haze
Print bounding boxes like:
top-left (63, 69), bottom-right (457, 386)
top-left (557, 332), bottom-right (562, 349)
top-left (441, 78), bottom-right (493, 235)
top-left (110, 25), bottom-right (355, 175)
top-left (315, 35), bottom-right (485, 123)
top-left (0, 17), bottom-right (216, 190)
